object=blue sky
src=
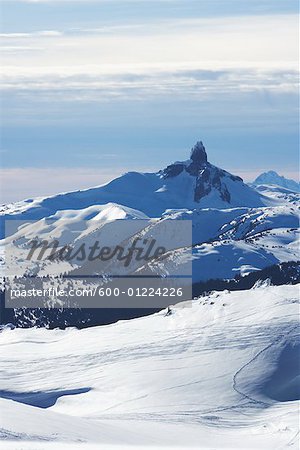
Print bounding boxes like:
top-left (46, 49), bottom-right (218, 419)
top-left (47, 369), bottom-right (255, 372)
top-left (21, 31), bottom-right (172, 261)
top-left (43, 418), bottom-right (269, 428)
top-left (0, 0), bottom-right (299, 202)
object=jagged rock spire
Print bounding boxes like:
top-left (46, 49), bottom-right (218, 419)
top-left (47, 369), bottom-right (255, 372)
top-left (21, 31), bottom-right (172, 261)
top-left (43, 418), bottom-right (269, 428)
top-left (190, 141), bottom-right (208, 165)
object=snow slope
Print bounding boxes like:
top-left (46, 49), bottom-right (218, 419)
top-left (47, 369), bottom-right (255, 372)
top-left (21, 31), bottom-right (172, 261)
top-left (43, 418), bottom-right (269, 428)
top-left (163, 205), bottom-right (299, 243)
top-left (0, 284), bottom-right (299, 449)
top-left (218, 205), bottom-right (299, 240)
top-left (107, 206), bottom-right (300, 282)
top-left (253, 184), bottom-right (300, 206)
top-left (136, 229), bottom-right (299, 282)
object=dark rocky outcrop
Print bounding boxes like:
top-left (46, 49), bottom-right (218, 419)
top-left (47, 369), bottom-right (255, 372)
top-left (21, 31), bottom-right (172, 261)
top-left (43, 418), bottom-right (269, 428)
top-left (162, 141), bottom-right (237, 203)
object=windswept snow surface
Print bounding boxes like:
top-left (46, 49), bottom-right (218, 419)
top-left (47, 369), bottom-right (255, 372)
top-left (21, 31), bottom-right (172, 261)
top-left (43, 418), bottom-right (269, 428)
top-left (0, 284), bottom-right (299, 449)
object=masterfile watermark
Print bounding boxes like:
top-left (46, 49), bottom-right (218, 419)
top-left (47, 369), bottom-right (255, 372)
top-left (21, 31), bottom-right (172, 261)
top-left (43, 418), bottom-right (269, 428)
top-left (26, 237), bottom-right (167, 267)
top-left (3, 218), bottom-right (192, 308)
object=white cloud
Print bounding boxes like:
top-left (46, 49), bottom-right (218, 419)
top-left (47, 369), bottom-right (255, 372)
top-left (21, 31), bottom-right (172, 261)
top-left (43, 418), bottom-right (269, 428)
top-left (0, 15), bottom-right (297, 68)
top-left (38, 30), bottom-right (63, 36)
top-left (0, 15), bottom-right (297, 100)
top-left (0, 31), bottom-right (62, 38)
top-left (0, 67), bottom-right (298, 104)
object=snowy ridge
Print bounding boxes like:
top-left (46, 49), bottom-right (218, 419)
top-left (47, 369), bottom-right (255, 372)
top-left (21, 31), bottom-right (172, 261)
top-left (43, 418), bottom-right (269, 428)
top-left (135, 205), bottom-right (300, 282)
top-left (1, 204), bottom-right (299, 284)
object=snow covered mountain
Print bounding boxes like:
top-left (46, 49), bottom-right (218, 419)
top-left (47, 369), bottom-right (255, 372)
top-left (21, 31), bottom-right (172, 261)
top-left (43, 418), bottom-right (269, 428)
top-left (0, 284), bottom-right (299, 449)
top-left (1, 142), bottom-right (271, 222)
top-left (253, 170), bottom-right (300, 192)
top-left (0, 141), bottom-right (299, 329)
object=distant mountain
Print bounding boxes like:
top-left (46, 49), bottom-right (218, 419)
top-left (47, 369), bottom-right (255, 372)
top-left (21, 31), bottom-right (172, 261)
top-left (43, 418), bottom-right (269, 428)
top-left (1, 141), bottom-right (270, 221)
top-left (253, 171), bottom-right (300, 193)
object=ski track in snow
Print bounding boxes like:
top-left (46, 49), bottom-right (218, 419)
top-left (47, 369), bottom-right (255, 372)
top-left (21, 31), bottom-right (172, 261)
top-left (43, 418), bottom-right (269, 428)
top-left (232, 325), bottom-right (299, 408)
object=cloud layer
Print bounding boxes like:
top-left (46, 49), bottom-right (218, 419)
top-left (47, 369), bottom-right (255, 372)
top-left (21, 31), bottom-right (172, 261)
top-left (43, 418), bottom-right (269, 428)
top-left (1, 15), bottom-right (298, 101)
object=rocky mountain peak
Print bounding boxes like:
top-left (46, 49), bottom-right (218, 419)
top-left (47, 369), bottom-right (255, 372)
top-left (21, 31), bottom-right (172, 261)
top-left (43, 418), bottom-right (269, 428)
top-left (160, 140), bottom-right (246, 205)
top-left (190, 141), bottom-right (208, 165)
